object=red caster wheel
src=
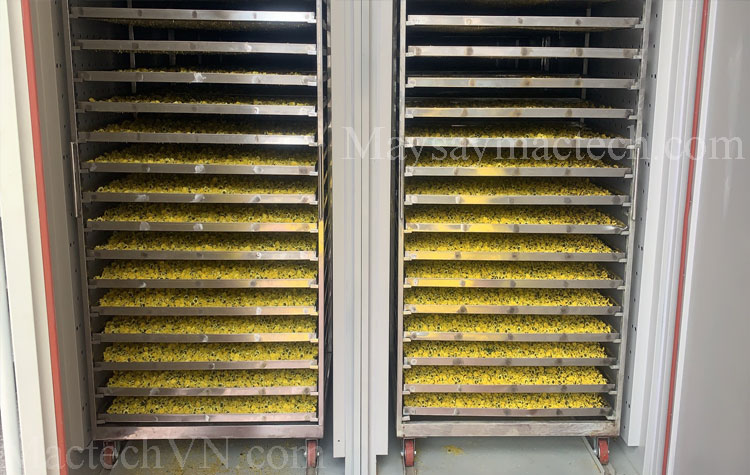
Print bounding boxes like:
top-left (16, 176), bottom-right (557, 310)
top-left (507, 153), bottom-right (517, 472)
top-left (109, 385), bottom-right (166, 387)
top-left (402, 439), bottom-right (416, 468)
top-left (596, 437), bottom-right (610, 465)
top-left (101, 441), bottom-right (118, 469)
top-left (305, 439), bottom-right (319, 473)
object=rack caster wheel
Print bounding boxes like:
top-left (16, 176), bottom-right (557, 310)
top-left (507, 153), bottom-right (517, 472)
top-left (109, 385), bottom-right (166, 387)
top-left (402, 439), bottom-right (416, 468)
top-left (101, 441), bottom-right (119, 469)
top-left (596, 437), bottom-right (610, 465)
top-left (305, 439), bottom-right (319, 474)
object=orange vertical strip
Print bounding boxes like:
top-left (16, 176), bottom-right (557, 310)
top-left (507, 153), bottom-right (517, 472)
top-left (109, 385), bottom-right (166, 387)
top-left (661, 0), bottom-right (711, 473)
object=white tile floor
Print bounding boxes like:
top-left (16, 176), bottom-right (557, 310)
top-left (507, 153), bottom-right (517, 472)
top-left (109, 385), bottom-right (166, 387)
top-left (106, 396), bottom-right (620, 474)
top-left (108, 434), bottom-right (612, 474)
top-left (378, 435), bottom-right (610, 475)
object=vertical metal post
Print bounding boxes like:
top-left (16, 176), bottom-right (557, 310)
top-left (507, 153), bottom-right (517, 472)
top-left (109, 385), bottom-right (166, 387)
top-left (315, 0), bottom-right (326, 443)
top-left (395, 0), bottom-right (407, 438)
top-left (615, 0), bottom-right (654, 435)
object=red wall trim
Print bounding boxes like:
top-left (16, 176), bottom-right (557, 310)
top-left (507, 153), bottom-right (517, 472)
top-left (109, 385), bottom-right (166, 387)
top-left (661, 0), bottom-right (711, 473)
top-left (20, 0), bottom-right (69, 473)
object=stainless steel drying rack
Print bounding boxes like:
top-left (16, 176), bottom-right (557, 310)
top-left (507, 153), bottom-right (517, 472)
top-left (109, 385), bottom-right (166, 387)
top-left (62, 0), bottom-right (331, 447)
top-left (395, 0), bottom-right (653, 446)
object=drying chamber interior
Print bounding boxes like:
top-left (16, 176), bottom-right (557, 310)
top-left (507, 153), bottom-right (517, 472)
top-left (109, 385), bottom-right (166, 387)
top-left (61, 0), bottom-right (331, 444)
top-left (18, 0), bottom-right (661, 470)
top-left (393, 0), bottom-right (650, 450)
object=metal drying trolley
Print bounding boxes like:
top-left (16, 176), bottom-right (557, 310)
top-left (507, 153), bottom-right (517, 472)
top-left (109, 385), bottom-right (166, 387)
top-left (62, 1), bottom-right (331, 470)
top-left (395, 0), bottom-right (652, 468)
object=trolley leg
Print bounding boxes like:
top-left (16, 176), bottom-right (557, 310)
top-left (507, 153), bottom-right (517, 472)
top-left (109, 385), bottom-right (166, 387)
top-left (305, 439), bottom-right (319, 475)
top-left (402, 438), bottom-right (416, 469)
top-left (595, 437), bottom-right (610, 465)
top-left (101, 441), bottom-right (119, 469)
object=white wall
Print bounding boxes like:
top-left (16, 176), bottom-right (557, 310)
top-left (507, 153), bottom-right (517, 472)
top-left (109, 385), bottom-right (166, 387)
top-left (668, 1), bottom-right (750, 473)
top-left (1, 1), bottom-right (60, 474)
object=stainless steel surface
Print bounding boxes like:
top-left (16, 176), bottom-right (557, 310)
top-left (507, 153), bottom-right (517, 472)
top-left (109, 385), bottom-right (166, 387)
top-left (82, 161), bottom-right (317, 176)
top-left (407, 46), bottom-right (640, 59)
top-left (95, 361), bottom-right (317, 371)
top-left (75, 40), bottom-right (317, 55)
top-left (70, 7), bottom-right (316, 24)
top-left (82, 192), bottom-right (317, 205)
top-left (86, 222), bottom-right (318, 232)
top-left (78, 101), bottom-right (317, 117)
top-left (404, 331), bottom-right (619, 342)
top-left (405, 137), bottom-right (632, 149)
top-left (403, 277), bottom-right (622, 289)
top-left (92, 306), bottom-right (317, 316)
top-left (79, 131), bottom-right (317, 145)
top-left (404, 357), bottom-right (617, 367)
top-left (404, 305), bottom-right (620, 315)
top-left (95, 424), bottom-right (323, 440)
top-left (97, 387), bottom-right (317, 397)
top-left (400, 421), bottom-right (618, 438)
top-left (403, 407), bottom-right (612, 418)
top-left (405, 223), bottom-right (626, 234)
top-left (404, 251), bottom-right (625, 262)
top-left (406, 15), bottom-right (638, 31)
top-left (88, 249), bottom-right (318, 261)
top-left (395, 0), bottom-right (652, 439)
top-left (405, 165), bottom-right (631, 178)
top-left (89, 278), bottom-right (317, 289)
top-left (403, 384), bottom-right (614, 394)
top-left (406, 105), bottom-right (632, 120)
top-left (94, 332), bottom-right (317, 343)
top-left (94, 332), bottom-right (316, 343)
top-left (99, 413), bottom-right (317, 424)
top-left (405, 194), bottom-right (628, 205)
top-left (59, 0), bottom-right (330, 442)
top-left (407, 76), bottom-right (637, 89)
top-left (77, 70), bottom-right (318, 87)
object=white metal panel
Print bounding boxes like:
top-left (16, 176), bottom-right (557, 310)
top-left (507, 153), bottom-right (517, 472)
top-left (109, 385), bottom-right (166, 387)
top-left (620, 0), bottom-right (704, 454)
top-left (1, 1), bottom-right (59, 473)
top-left (366, 0), bottom-right (394, 463)
top-left (669, 1), bottom-right (750, 474)
top-left (331, 0), bottom-right (363, 467)
top-left (332, 0), bottom-right (393, 470)
top-left (0, 226), bottom-right (22, 475)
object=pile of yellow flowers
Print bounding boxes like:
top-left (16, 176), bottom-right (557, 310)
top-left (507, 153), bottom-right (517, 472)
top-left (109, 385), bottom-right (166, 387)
top-left (96, 175), bottom-right (315, 195)
top-left (404, 314), bottom-right (612, 334)
top-left (96, 232), bottom-right (317, 252)
top-left (408, 99), bottom-right (606, 109)
top-left (403, 393), bottom-right (605, 409)
top-left (93, 116), bottom-right (315, 136)
top-left (107, 369), bottom-right (318, 388)
top-left (97, 288), bottom-right (316, 307)
top-left (96, 260), bottom-right (317, 280)
top-left (92, 204), bottom-right (316, 223)
top-left (103, 342), bottom-right (318, 362)
top-left (405, 150), bottom-right (621, 168)
top-left (104, 315), bottom-right (316, 334)
top-left (406, 205), bottom-right (624, 226)
top-left (107, 396), bottom-right (317, 414)
top-left (404, 366), bottom-right (607, 385)
top-left (405, 177), bottom-right (610, 196)
top-left (92, 92), bottom-right (314, 106)
top-left (405, 261), bottom-right (613, 280)
top-left (403, 341), bottom-right (607, 358)
top-left (90, 144), bottom-right (317, 166)
top-left (403, 288), bottom-right (614, 306)
top-left (406, 122), bottom-right (617, 139)
top-left (404, 233), bottom-right (615, 253)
